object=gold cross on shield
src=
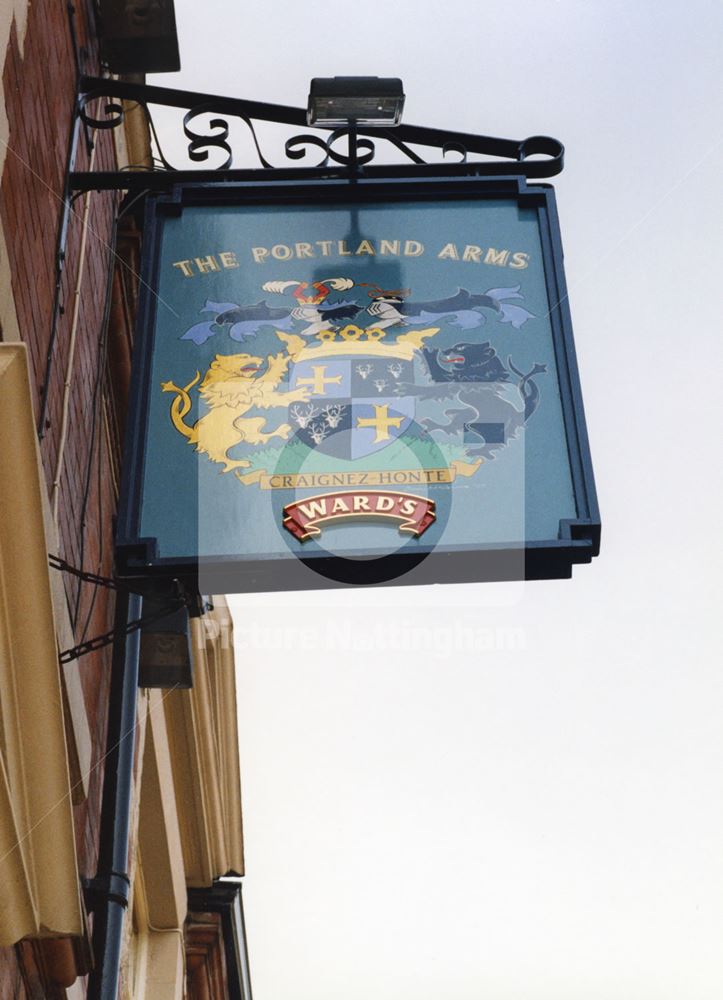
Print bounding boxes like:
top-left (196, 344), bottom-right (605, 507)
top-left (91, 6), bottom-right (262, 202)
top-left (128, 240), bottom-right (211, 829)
top-left (356, 404), bottom-right (403, 443)
top-left (296, 365), bottom-right (343, 396)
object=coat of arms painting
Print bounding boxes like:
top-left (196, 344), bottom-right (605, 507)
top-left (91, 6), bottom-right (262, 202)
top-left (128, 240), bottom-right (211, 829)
top-left (119, 189), bottom-right (598, 587)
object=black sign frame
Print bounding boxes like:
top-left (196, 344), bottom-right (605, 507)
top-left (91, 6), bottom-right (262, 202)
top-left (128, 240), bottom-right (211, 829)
top-left (115, 174), bottom-right (600, 594)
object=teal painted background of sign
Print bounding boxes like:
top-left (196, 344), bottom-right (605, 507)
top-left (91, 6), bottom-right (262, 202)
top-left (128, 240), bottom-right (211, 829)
top-left (138, 198), bottom-right (576, 562)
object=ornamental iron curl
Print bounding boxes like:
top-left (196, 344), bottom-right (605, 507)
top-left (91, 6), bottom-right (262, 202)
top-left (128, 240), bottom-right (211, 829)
top-left (285, 129), bottom-right (376, 168)
top-left (180, 107), bottom-right (274, 170)
top-left (78, 90), bottom-right (125, 131)
top-left (441, 141), bottom-right (468, 163)
top-left (284, 132), bottom-right (330, 168)
top-left (182, 105), bottom-right (233, 170)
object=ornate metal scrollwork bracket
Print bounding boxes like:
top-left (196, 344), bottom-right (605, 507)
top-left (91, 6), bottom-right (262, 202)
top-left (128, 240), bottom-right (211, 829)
top-left (71, 75), bottom-right (564, 192)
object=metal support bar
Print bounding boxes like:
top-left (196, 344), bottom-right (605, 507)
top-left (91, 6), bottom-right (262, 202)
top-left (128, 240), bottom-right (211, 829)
top-left (49, 553), bottom-right (121, 592)
top-left (58, 597), bottom-right (185, 664)
top-left (79, 74), bottom-right (309, 127)
top-left (69, 158), bottom-right (561, 193)
top-left (48, 557), bottom-right (199, 663)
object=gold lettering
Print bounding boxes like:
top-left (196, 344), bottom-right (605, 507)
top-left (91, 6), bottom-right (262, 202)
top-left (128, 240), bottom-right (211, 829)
top-left (272, 244), bottom-right (292, 260)
top-left (219, 251), bottom-right (239, 269)
top-left (316, 240), bottom-right (333, 256)
top-left (510, 251), bottom-right (530, 269)
top-left (261, 469), bottom-right (456, 489)
top-left (404, 240), bottom-right (424, 257)
top-left (173, 259), bottom-right (194, 277)
top-left (252, 247), bottom-right (269, 263)
top-left (462, 245), bottom-right (483, 263)
top-left (380, 239), bottom-right (400, 255)
top-left (438, 243), bottom-right (460, 260)
top-left (195, 255), bottom-right (220, 273)
top-left (295, 242), bottom-right (315, 258)
top-left (355, 240), bottom-right (375, 256)
top-left (338, 240), bottom-right (352, 256)
top-left (484, 247), bottom-right (510, 267)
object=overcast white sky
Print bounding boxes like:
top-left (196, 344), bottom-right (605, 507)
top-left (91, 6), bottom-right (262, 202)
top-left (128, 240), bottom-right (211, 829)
top-left (153, 3), bottom-right (722, 997)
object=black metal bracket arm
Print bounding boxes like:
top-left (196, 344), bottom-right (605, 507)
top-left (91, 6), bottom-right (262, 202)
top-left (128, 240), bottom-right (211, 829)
top-left (57, 596), bottom-right (187, 664)
top-left (49, 555), bottom-right (203, 663)
top-left (70, 74), bottom-right (564, 191)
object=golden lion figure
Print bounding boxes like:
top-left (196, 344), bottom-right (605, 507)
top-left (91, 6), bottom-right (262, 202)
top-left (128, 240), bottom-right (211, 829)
top-left (161, 351), bottom-right (310, 472)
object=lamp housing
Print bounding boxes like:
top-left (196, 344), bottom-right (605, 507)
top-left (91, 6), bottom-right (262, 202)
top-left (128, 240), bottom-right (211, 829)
top-left (139, 599), bottom-right (193, 689)
top-left (307, 77), bottom-right (405, 127)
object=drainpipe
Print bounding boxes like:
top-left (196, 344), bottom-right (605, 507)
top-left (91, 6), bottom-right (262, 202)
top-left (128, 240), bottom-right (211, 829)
top-left (86, 590), bottom-right (142, 1000)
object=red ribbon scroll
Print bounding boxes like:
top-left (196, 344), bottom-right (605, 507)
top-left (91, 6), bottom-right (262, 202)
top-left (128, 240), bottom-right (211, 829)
top-left (283, 490), bottom-right (436, 542)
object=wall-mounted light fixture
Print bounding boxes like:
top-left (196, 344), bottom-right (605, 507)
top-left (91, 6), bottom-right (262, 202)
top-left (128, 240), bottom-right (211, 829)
top-left (307, 77), bottom-right (405, 128)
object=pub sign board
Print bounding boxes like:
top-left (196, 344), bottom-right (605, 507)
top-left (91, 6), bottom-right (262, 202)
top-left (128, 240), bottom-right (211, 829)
top-left (115, 176), bottom-right (600, 593)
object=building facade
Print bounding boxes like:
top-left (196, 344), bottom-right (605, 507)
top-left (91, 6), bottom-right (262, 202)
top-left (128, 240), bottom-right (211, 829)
top-left (0, 1), bottom-right (247, 996)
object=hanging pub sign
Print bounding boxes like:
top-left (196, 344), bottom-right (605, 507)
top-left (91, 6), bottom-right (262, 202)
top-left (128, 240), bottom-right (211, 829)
top-left (115, 176), bottom-right (600, 593)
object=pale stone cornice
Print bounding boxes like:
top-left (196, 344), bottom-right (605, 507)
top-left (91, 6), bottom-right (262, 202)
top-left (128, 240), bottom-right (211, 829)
top-left (0, 344), bottom-right (83, 946)
top-left (163, 599), bottom-right (244, 887)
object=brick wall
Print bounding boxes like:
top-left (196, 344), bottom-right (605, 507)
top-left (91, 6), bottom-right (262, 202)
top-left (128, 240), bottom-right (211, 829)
top-left (1, 0), bottom-right (133, 992)
top-left (0, 947), bottom-right (27, 1000)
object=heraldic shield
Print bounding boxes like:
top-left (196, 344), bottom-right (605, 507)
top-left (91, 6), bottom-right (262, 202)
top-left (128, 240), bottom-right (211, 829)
top-left (287, 354), bottom-right (416, 460)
